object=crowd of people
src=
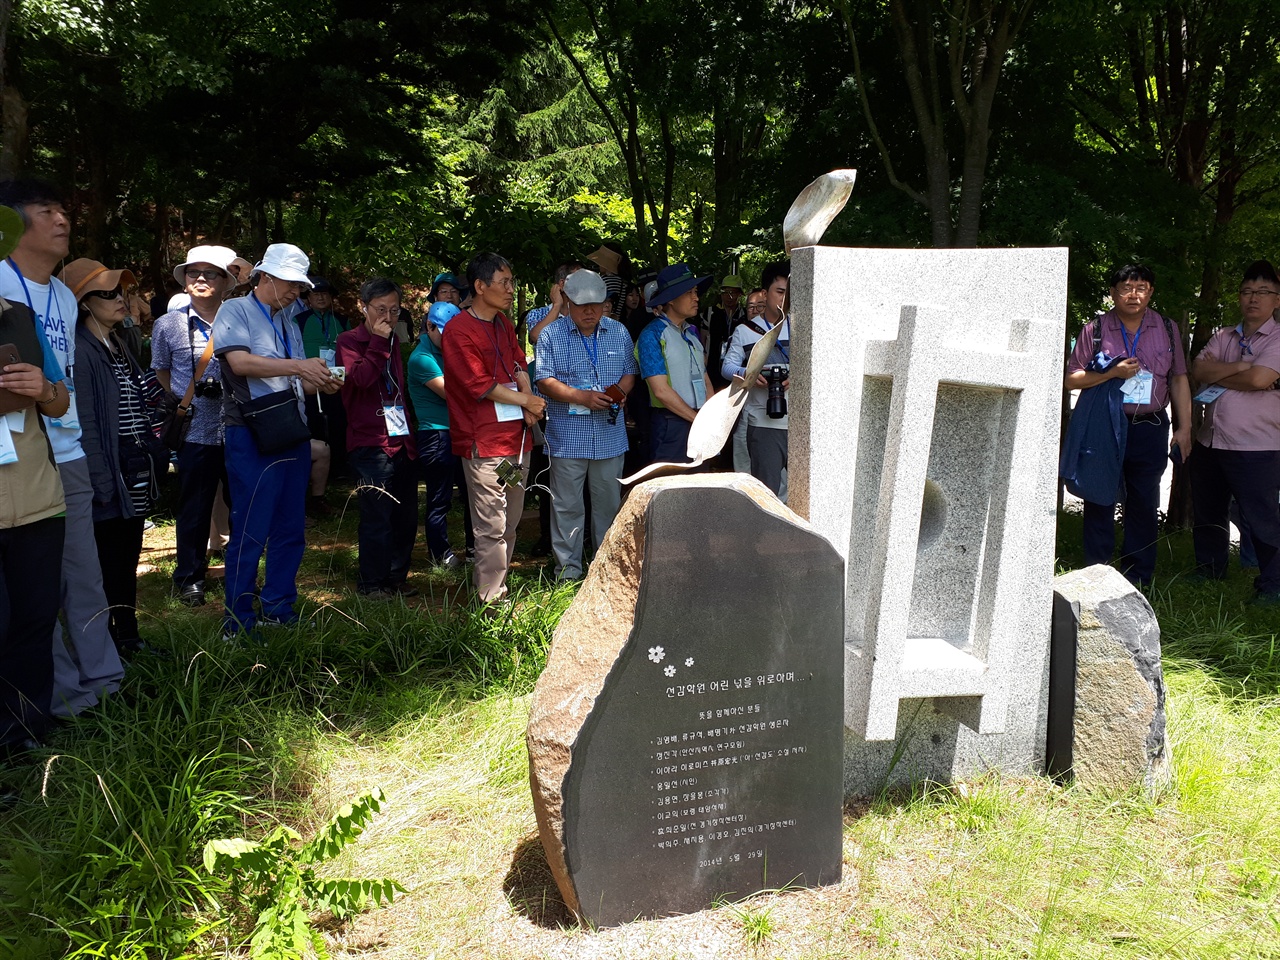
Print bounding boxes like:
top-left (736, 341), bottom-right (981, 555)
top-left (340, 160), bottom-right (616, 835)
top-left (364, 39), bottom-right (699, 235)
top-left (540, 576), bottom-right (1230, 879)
top-left (6, 167), bottom-right (1273, 766)
top-left (0, 178), bottom-right (794, 760)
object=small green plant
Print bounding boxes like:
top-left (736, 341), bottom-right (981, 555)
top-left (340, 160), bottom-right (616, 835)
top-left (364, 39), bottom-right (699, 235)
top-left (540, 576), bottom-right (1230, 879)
top-left (731, 902), bottom-right (776, 948)
top-left (203, 788), bottom-right (404, 960)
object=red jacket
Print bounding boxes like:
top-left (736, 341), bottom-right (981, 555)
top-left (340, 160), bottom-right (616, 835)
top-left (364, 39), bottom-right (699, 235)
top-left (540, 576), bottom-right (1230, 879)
top-left (335, 323), bottom-right (416, 457)
top-left (441, 309), bottom-right (532, 458)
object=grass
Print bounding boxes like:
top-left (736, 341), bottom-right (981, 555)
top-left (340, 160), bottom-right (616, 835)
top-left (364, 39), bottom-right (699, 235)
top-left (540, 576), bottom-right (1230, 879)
top-left (1, 500), bottom-right (1279, 958)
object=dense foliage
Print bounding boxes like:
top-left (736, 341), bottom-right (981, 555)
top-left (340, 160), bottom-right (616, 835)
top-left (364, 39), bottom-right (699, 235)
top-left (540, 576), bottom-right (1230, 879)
top-left (1, 0), bottom-right (1277, 320)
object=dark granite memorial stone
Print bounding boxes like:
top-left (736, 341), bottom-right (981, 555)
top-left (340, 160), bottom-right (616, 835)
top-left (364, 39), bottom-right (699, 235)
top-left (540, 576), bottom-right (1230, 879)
top-left (530, 477), bottom-right (844, 926)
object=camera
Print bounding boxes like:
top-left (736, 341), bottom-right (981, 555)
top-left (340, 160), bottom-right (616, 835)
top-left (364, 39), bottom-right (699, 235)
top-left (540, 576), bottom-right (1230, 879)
top-left (329, 366), bottom-right (346, 383)
top-left (194, 377), bottom-right (222, 399)
top-left (495, 458), bottom-right (524, 488)
top-left (764, 365), bottom-right (788, 419)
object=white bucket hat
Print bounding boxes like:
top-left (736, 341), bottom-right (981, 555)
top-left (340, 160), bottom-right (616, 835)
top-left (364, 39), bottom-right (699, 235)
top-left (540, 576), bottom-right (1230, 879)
top-left (253, 243), bottom-right (313, 287)
top-left (173, 245), bottom-right (238, 287)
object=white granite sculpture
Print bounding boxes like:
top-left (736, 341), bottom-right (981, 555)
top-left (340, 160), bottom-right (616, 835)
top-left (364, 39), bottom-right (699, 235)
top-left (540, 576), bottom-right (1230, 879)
top-left (788, 244), bottom-right (1069, 792)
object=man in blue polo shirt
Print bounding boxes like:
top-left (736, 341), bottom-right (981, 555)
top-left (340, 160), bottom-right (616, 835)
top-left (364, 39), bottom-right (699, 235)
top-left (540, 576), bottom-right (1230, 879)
top-left (636, 263), bottom-right (714, 463)
top-left (535, 270), bottom-right (637, 580)
top-left (213, 243), bottom-right (341, 638)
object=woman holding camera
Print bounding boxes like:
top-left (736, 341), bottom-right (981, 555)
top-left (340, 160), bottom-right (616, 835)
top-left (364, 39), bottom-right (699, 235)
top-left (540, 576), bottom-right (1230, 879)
top-left (60, 259), bottom-right (168, 656)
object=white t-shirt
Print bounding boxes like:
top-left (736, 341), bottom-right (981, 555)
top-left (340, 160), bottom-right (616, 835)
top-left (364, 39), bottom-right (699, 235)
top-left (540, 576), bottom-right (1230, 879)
top-left (0, 260), bottom-right (86, 463)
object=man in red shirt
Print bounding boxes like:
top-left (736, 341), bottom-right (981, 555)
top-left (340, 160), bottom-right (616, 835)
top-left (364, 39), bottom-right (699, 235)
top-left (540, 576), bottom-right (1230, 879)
top-left (336, 277), bottom-right (418, 598)
top-left (442, 253), bottom-right (546, 605)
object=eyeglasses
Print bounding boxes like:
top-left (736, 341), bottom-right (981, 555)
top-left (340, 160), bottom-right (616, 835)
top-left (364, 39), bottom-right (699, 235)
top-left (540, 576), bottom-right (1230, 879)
top-left (363, 304), bottom-right (400, 318)
top-left (746, 301), bottom-right (766, 312)
top-left (85, 287), bottom-right (123, 300)
top-left (185, 268), bottom-right (227, 281)
top-left (1115, 283), bottom-right (1153, 296)
top-left (483, 278), bottom-right (516, 290)
top-left (1240, 288), bottom-right (1280, 300)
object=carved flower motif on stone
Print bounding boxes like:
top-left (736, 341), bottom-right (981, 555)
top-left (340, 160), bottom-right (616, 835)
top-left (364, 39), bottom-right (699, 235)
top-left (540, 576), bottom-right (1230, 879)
top-left (648, 646), bottom-right (665, 664)
top-left (664, 665), bottom-right (676, 677)
top-left (685, 658), bottom-right (695, 667)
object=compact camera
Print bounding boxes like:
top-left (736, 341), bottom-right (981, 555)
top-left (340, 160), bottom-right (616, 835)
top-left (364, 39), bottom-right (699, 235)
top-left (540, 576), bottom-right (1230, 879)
top-left (193, 377), bottom-right (222, 399)
top-left (495, 458), bottom-right (524, 489)
top-left (329, 366), bottom-right (347, 383)
top-left (764, 365), bottom-right (788, 419)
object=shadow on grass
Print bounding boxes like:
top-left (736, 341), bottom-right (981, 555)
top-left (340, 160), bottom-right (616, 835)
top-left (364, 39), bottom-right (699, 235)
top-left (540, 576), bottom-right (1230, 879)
top-left (502, 832), bottom-right (576, 929)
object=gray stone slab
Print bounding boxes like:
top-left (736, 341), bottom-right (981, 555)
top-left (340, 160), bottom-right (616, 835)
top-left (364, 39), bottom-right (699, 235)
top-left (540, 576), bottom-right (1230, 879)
top-left (1053, 565), bottom-right (1172, 793)
top-left (527, 475), bottom-right (844, 926)
top-left (788, 246), bottom-right (1068, 793)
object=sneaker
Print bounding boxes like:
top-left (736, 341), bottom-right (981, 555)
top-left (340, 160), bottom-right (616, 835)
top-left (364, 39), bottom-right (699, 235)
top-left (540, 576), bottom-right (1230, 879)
top-left (258, 612), bottom-right (315, 628)
top-left (178, 583), bottom-right (206, 607)
top-left (465, 548), bottom-right (476, 565)
top-left (395, 582), bottom-right (419, 598)
top-left (436, 552), bottom-right (463, 572)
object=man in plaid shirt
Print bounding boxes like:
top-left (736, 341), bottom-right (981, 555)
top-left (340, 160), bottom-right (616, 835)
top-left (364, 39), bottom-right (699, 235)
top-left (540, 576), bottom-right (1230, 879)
top-left (534, 270), bottom-right (637, 581)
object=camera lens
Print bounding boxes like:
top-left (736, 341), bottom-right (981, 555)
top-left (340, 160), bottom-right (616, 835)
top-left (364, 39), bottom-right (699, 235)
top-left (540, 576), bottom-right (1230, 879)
top-left (765, 366), bottom-right (788, 419)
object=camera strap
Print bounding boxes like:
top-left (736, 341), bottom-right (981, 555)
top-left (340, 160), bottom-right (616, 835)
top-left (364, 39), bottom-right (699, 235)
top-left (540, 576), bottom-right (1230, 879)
top-left (177, 328), bottom-right (216, 416)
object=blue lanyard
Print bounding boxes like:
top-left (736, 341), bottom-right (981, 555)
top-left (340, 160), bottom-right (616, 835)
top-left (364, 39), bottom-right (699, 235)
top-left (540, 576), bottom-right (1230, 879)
top-left (1120, 323), bottom-right (1142, 359)
top-left (252, 294), bottom-right (292, 359)
top-left (6, 257), bottom-right (64, 376)
top-left (662, 316), bottom-right (700, 369)
top-left (577, 328), bottom-right (600, 384)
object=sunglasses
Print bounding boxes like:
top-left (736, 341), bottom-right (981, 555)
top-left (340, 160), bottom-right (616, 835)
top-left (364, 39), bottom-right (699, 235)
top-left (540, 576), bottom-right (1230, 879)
top-left (85, 287), bottom-right (123, 301)
top-left (186, 268), bottom-right (227, 280)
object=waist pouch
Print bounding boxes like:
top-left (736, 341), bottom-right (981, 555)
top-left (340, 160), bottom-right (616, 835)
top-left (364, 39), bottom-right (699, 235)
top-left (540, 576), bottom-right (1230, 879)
top-left (240, 388), bottom-right (311, 455)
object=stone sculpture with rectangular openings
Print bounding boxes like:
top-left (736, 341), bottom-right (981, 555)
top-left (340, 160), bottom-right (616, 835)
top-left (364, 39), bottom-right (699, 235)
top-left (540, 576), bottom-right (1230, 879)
top-left (788, 246), bottom-right (1069, 795)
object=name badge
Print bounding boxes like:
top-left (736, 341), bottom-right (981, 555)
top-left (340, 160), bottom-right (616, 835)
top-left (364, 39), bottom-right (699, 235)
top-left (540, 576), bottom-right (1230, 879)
top-left (691, 376), bottom-right (707, 409)
top-left (50, 389), bottom-right (81, 430)
top-left (319, 348), bottom-right (337, 366)
top-left (494, 382), bottom-right (524, 422)
top-left (1195, 384), bottom-right (1227, 404)
top-left (382, 404), bottom-right (409, 437)
top-left (1121, 369), bottom-right (1154, 405)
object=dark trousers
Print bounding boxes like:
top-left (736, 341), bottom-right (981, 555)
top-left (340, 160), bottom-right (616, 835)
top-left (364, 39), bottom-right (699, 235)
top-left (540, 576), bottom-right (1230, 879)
top-left (1192, 444), bottom-right (1280, 593)
top-left (0, 516), bottom-right (63, 750)
top-left (350, 445), bottom-right (418, 591)
top-left (174, 441), bottom-right (229, 588)
top-left (223, 426), bottom-right (309, 628)
top-left (93, 515), bottom-right (145, 643)
top-left (417, 429), bottom-right (473, 562)
top-left (651, 408), bottom-right (693, 463)
top-left (1082, 416), bottom-right (1168, 585)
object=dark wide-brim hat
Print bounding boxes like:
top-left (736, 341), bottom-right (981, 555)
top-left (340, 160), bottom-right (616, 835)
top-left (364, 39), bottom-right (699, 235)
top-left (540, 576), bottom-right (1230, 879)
top-left (648, 263), bottom-right (711, 308)
top-left (429, 272), bottom-right (462, 301)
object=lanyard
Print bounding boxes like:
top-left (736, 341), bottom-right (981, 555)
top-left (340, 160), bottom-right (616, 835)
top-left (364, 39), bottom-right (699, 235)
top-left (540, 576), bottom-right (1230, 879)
top-left (577, 327), bottom-right (600, 383)
top-left (252, 294), bottom-right (292, 359)
top-left (1120, 322), bottom-right (1142, 359)
top-left (662, 316), bottom-right (701, 380)
top-left (6, 257), bottom-right (64, 368)
top-left (476, 310), bottom-right (518, 380)
top-left (381, 336), bottom-right (401, 401)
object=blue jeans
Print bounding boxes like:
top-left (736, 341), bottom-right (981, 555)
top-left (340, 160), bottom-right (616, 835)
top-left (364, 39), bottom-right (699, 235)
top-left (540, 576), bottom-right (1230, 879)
top-left (223, 426), bottom-right (309, 629)
top-left (349, 445), bottom-right (418, 591)
top-left (1082, 415), bottom-right (1168, 585)
top-left (416, 429), bottom-right (473, 562)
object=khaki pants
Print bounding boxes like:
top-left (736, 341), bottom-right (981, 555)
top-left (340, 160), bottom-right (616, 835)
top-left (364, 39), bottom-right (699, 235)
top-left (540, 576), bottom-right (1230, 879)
top-left (461, 455), bottom-right (529, 603)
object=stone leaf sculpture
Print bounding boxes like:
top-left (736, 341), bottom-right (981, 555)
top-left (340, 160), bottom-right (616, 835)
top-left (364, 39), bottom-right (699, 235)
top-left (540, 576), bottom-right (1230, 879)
top-left (527, 474), bottom-right (845, 926)
top-left (619, 168), bottom-right (856, 487)
top-left (782, 168), bottom-right (857, 254)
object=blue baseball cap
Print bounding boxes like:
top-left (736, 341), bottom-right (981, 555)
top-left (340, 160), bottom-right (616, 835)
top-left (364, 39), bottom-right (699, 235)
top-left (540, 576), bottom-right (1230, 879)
top-left (426, 301), bottom-right (460, 333)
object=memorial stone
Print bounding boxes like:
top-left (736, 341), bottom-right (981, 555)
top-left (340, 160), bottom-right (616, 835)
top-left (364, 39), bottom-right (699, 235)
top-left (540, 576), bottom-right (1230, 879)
top-left (788, 245), bottom-right (1069, 795)
top-left (527, 474), bottom-right (845, 926)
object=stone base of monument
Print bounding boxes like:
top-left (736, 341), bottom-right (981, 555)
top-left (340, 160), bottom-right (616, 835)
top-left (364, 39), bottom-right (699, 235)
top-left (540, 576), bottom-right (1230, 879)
top-left (526, 475), bottom-right (845, 927)
top-left (1048, 564), bottom-right (1172, 794)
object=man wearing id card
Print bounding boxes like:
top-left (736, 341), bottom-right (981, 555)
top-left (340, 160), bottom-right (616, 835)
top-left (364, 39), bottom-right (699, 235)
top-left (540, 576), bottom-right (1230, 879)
top-left (637, 262), bottom-right (715, 463)
top-left (336, 278), bottom-right (418, 599)
top-left (534, 269), bottom-right (637, 581)
top-left (1189, 260), bottom-right (1280, 603)
top-left (442, 253), bottom-right (546, 606)
top-left (1065, 264), bottom-right (1190, 586)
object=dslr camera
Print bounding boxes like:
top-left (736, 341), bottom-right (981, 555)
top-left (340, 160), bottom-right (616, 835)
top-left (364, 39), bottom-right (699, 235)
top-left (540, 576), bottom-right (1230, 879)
top-left (193, 376), bottom-right (222, 399)
top-left (764, 365), bottom-right (788, 419)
